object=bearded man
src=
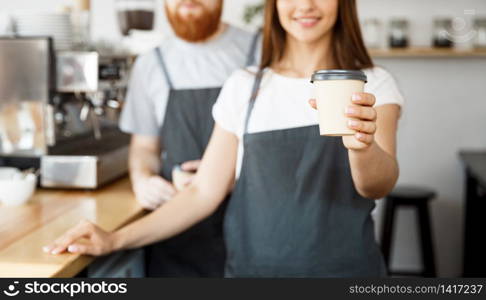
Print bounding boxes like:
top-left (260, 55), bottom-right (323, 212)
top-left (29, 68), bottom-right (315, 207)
top-left (119, 0), bottom-right (260, 277)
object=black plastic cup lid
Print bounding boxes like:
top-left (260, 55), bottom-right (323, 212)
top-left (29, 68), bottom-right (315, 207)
top-left (311, 70), bottom-right (367, 83)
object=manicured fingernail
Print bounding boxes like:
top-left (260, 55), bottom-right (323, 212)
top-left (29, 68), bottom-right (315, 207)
top-left (348, 120), bottom-right (359, 128)
top-left (345, 107), bottom-right (357, 115)
top-left (51, 248), bottom-right (61, 255)
top-left (67, 245), bottom-right (78, 253)
top-left (356, 133), bottom-right (365, 140)
top-left (42, 246), bottom-right (51, 253)
top-left (352, 93), bottom-right (361, 101)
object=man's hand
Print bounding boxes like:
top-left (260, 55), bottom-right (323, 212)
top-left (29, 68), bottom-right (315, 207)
top-left (133, 175), bottom-right (176, 210)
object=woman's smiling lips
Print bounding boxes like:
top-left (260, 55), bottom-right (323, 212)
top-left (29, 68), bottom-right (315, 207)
top-left (293, 16), bottom-right (322, 28)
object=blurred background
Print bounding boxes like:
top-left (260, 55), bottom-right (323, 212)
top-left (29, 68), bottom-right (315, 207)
top-left (0, 0), bottom-right (485, 278)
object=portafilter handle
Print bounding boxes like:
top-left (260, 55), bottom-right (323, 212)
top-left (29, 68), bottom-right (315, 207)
top-left (79, 100), bottom-right (91, 122)
top-left (78, 92), bottom-right (103, 140)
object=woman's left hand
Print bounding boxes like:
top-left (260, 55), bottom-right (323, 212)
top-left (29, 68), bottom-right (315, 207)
top-left (43, 219), bottom-right (115, 256)
top-left (309, 92), bottom-right (377, 151)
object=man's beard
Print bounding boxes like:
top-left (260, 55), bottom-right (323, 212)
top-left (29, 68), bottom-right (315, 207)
top-left (166, 1), bottom-right (223, 42)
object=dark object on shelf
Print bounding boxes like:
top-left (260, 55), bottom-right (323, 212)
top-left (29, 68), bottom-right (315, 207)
top-left (117, 10), bottom-right (154, 36)
top-left (116, 0), bottom-right (155, 36)
top-left (389, 37), bottom-right (409, 48)
top-left (433, 18), bottom-right (454, 48)
top-left (459, 151), bottom-right (486, 277)
top-left (389, 19), bottom-right (410, 48)
top-left (381, 186), bottom-right (437, 277)
top-left (433, 38), bottom-right (454, 48)
top-left (474, 18), bottom-right (486, 49)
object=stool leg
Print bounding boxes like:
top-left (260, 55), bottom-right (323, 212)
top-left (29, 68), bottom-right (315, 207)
top-left (417, 201), bottom-right (436, 277)
top-left (381, 198), bottom-right (396, 270)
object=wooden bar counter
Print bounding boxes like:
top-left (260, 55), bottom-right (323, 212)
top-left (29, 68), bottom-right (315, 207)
top-left (0, 177), bottom-right (145, 278)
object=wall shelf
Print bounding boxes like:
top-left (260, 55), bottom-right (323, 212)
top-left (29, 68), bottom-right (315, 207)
top-left (370, 47), bottom-right (486, 58)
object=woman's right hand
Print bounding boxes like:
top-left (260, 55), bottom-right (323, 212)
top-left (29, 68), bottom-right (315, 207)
top-left (43, 220), bottom-right (116, 256)
top-left (132, 175), bottom-right (176, 210)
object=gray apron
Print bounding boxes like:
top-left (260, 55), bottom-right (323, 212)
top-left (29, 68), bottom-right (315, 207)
top-left (224, 70), bottom-right (387, 277)
top-left (145, 33), bottom-right (260, 277)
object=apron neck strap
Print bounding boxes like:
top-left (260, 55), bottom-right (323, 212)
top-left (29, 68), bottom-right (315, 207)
top-left (155, 47), bottom-right (174, 89)
top-left (243, 69), bottom-right (264, 135)
top-left (245, 30), bottom-right (261, 67)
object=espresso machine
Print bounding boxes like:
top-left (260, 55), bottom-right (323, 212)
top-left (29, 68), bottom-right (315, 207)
top-left (0, 37), bottom-right (132, 189)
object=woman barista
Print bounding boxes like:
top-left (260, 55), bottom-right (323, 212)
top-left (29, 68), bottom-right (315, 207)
top-left (45, 0), bottom-right (404, 277)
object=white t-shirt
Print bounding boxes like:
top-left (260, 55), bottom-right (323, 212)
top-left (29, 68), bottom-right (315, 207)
top-left (212, 66), bottom-right (405, 177)
top-left (119, 25), bottom-right (258, 136)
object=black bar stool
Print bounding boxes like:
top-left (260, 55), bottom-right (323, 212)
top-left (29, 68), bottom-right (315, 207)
top-left (381, 186), bottom-right (437, 277)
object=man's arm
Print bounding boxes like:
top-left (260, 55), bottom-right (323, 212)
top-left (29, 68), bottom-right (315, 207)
top-left (129, 135), bottom-right (161, 179)
top-left (129, 135), bottom-right (176, 210)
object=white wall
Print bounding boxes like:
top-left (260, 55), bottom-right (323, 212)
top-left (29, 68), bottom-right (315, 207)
top-left (2, 0), bottom-right (486, 277)
top-left (358, 0), bottom-right (486, 278)
top-left (373, 57), bottom-right (486, 277)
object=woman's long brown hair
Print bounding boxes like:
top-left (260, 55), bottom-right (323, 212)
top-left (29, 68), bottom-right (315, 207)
top-left (260, 0), bottom-right (373, 70)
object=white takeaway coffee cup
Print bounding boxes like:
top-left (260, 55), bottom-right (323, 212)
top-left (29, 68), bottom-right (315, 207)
top-left (311, 70), bottom-right (367, 136)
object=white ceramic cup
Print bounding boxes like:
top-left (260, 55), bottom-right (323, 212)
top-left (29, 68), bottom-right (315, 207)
top-left (0, 167), bottom-right (20, 179)
top-left (0, 172), bottom-right (37, 206)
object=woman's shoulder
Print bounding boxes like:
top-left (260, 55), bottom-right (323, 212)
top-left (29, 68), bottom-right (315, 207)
top-left (230, 66), bottom-right (260, 79)
top-left (222, 66), bottom-right (261, 88)
top-left (218, 67), bottom-right (260, 102)
top-left (363, 65), bottom-right (402, 91)
top-left (363, 66), bottom-right (396, 83)
top-left (363, 66), bottom-right (404, 106)
top-left (213, 67), bottom-right (259, 133)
